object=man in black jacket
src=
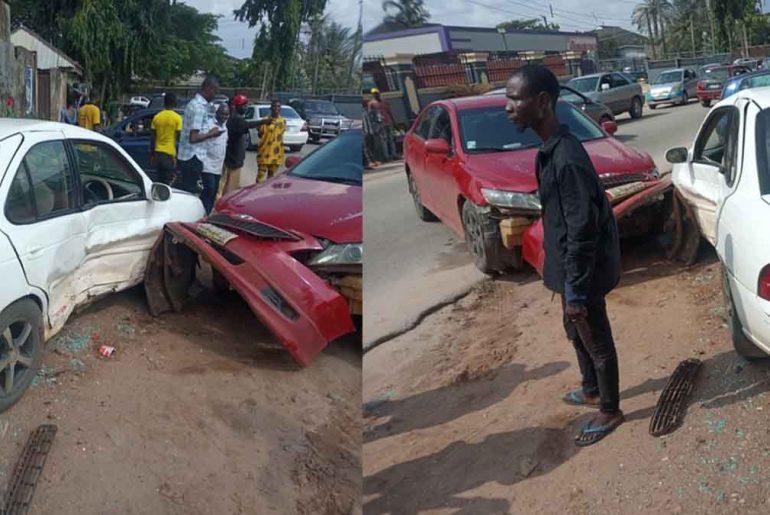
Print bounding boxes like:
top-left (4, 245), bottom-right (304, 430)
top-left (505, 65), bottom-right (623, 446)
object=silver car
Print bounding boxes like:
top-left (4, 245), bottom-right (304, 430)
top-left (646, 68), bottom-right (699, 109)
top-left (567, 72), bottom-right (645, 119)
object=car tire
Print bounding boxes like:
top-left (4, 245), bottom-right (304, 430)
top-left (681, 91), bottom-right (689, 106)
top-left (461, 201), bottom-right (521, 275)
top-left (629, 97), bottom-right (643, 119)
top-left (408, 172), bottom-right (438, 222)
top-left (289, 145), bottom-right (303, 153)
top-left (0, 299), bottom-right (44, 414)
top-left (722, 265), bottom-right (767, 360)
top-left (310, 135), bottom-right (320, 143)
top-left (599, 114), bottom-right (613, 125)
top-left (701, 100), bottom-right (711, 108)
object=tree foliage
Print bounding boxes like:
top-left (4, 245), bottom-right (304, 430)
top-left (496, 19), bottom-right (560, 32)
top-left (382, 0), bottom-right (430, 28)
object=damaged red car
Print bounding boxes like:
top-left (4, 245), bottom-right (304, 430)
top-left (404, 95), bottom-right (671, 275)
top-left (145, 129), bottom-right (362, 366)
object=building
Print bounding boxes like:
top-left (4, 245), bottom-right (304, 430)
top-left (592, 25), bottom-right (648, 59)
top-left (363, 23), bottom-right (598, 59)
top-left (11, 25), bottom-right (83, 120)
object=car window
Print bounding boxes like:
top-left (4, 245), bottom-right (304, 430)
top-left (755, 108), bottom-right (770, 194)
top-left (748, 74), bottom-right (770, 89)
top-left (611, 73), bottom-right (629, 87)
top-left (73, 142), bottom-right (144, 206)
top-left (694, 108), bottom-right (739, 180)
top-left (126, 114), bottom-right (154, 136)
top-left (428, 107), bottom-right (452, 144)
top-left (281, 107), bottom-right (301, 119)
top-left (287, 130), bottom-right (362, 185)
top-left (654, 71), bottom-right (683, 84)
top-left (567, 76), bottom-right (599, 93)
top-left (413, 107), bottom-right (435, 139)
top-left (245, 107), bottom-right (255, 119)
top-left (5, 141), bottom-right (76, 223)
top-left (599, 75), bottom-right (612, 90)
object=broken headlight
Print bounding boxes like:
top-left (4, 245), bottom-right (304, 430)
top-left (481, 188), bottom-right (541, 212)
top-left (308, 243), bottom-right (362, 266)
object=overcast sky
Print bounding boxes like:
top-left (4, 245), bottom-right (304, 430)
top-left (184, 0), bottom-right (639, 59)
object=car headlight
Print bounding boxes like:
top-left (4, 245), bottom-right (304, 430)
top-left (308, 243), bottom-right (363, 266)
top-left (650, 166), bottom-right (660, 179)
top-left (481, 188), bottom-right (541, 211)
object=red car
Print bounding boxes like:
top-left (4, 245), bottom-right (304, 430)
top-left (697, 65), bottom-right (750, 107)
top-left (404, 95), bottom-right (671, 275)
top-left (145, 130), bottom-right (362, 366)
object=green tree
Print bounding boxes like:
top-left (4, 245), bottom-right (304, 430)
top-left (496, 19), bottom-right (560, 32)
top-left (303, 17), bottom-right (358, 93)
top-left (382, 0), bottom-right (430, 28)
top-left (234, 0), bottom-right (327, 92)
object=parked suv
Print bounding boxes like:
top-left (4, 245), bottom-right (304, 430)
top-left (289, 99), bottom-right (353, 141)
top-left (646, 68), bottom-right (699, 109)
top-left (566, 72), bottom-right (645, 119)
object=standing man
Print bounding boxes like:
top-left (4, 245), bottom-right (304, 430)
top-left (256, 98), bottom-right (287, 183)
top-left (77, 94), bottom-right (101, 131)
top-left (150, 92), bottom-right (183, 185)
top-left (201, 103), bottom-right (230, 214)
top-left (177, 75), bottom-right (224, 194)
top-left (505, 65), bottom-right (623, 446)
top-left (221, 94), bottom-right (272, 196)
top-left (368, 88), bottom-right (397, 161)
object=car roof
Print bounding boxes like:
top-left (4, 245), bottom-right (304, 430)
top-left (0, 119), bottom-right (118, 143)
top-left (432, 94), bottom-right (571, 111)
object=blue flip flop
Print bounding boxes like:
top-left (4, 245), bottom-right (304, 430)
top-left (574, 414), bottom-right (625, 447)
top-left (563, 388), bottom-right (600, 407)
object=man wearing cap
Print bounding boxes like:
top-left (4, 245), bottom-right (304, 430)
top-left (221, 94), bottom-right (273, 197)
top-left (368, 88), bottom-right (397, 161)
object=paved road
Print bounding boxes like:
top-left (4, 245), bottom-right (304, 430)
top-left (239, 139), bottom-right (318, 185)
top-left (363, 101), bottom-right (711, 347)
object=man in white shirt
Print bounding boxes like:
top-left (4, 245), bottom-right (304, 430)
top-left (201, 103), bottom-right (230, 213)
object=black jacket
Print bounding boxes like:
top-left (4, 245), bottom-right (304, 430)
top-left (535, 125), bottom-right (621, 303)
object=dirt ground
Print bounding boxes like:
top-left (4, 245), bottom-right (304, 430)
top-left (0, 284), bottom-right (361, 514)
top-left (363, 238), bottom-right (770, 514)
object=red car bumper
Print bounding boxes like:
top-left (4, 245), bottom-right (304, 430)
top-left (144, 222), bottom-right (356, 367)
top-left (522, 177), bottom-right (672, 276)
top-left (697, 90), bottom-right (722, 102)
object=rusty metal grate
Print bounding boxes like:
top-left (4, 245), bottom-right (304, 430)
top-left (208, 214), bottom-right (299, 241)
top-left (3, 424), bottom-right (57, 515)
top-left (649, 359), bottom-right (702, 437)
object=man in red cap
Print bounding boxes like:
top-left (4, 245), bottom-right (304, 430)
top-left (220, 94), bottom-right (271, 197)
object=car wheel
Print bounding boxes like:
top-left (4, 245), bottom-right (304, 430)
top-left (0, 299), bottom-right (43, 414)
top-left (629, 97), bottom-right (643, 119)
top-left (460, 201), bottom-right (521, 275)
top-left (681, 91), bottom-right (689, 106)
top-left (701, 100), bottom-right (711, 108)
top-left (408, 172), bottom-right (438, 222)
top-left (310, 135), bottom-right (320, 143)
top-left (599, 114), bottom-right (613, 125)
top-left (722, 265), bottom-right (767, 360)
top-left (289, 145), bottom-right (303, 153)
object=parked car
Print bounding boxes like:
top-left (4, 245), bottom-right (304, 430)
top-left (102, 108), bottom-right (184, 181)
top-left (566, 72), bottom-right (645, 119)
top-left (646, 68), bottom-right (699, 109)
top-left (733, 58), bottom-right (759, 70)
top-left (623, 70), bottom-right (648, 83)
top-left (129, 95), bottom-right (150, 108)
top-left (145, 129), bottom-right (363, 366)
top-left (403, 95), bottom-right (670, 275)
top-left (485, 85), bottom-right (615, 125)
top-left (148, 94), bottom-right (189, 110)
top-left (696, 65), bottom-right (751, 107)
top-left (288, 99), bottom-right (353, 141)
top-left (667, 88), bottom-right (770, 359)
top-left (244, 103), bottom-right (309, 152)
top-left (0, 120), bottom-right (204, 412)
top-left (721, 69), bottom-right (770, 99)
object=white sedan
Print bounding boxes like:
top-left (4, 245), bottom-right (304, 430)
top-left (0, 120), bottom-right (203, 412)
top-left (668, 87), bottom-right (770, 359)
top-left (244, 104), bottom-right (309, 152)
top-left (129, 96), bottom-right (150, 108)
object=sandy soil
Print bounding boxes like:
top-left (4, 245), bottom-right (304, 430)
top-left (363, 239), bottom-right (770, 514)
top-left (0, 285), bottom-right (361, 515)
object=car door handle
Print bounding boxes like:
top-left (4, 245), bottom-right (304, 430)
top-left (28, 246), bottom-right (43, 256)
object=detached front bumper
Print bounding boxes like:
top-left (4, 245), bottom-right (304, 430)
top-left (144, 222), bottom-right (356, 367)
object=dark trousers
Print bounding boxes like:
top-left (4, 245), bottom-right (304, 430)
top-left (562, 295), bottom-right (620, 414)
top-left (155, 152), bottom-right (175, 186)
top-left (178, 156), bottom-right (203, 194)
top-left (383, 125), bottom-right (397, 160)
top-left (201, 173), bottom-right (221, 214)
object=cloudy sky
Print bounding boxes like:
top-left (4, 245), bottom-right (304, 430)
top-left (185, 0), bottom-right (640, 59)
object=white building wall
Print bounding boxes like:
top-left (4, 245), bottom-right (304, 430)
top-left (10, 29), bottom-right (77, 70)
top-left (363, 32), bottom-right (443, 58)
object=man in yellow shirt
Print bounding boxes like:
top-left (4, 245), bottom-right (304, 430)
top-left (257, 98), bottom-right (287, 182)
top-left (77, 95), bottom-right (101, 131)
top-left (150, 93), bottom-right (183, 185)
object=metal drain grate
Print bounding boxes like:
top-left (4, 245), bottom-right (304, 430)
top-left (649, 359), bottom-right (702, 437)
top-left (3, 424), bottom-right (57, 515)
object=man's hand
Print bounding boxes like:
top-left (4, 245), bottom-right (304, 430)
top-left (565, 303), bottom-right (588, 320)
top-left (208, 126), bottom-right (223, 138)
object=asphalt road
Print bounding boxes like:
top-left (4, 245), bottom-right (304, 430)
top-left (238, 139), bottom-right (318, 185)
top-left (363, 101), bottom-right (712, 347)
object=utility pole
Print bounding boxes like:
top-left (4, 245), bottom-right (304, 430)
top-left (541, 15), bottom-right (548, 28)
top-left (706, 0), bottom-right (717, 54)
top-left (690, 18), bottom-right (696, 57)
top-left (742, 21), bottom-right (750, 58)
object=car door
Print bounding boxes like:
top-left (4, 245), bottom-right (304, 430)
top-left (70, 139), bottom-right (169, 296)
top-left (422, 106), bottom-right (459, 221)
top-left (685, 69), bottom-right (699, 97)
top-left (117, 112), bottom-right (156, 175)
top-left (611, 73), bottom-right (633, 112)
top-left (0, 134), bottom-right (89, 332)
top-left (673, 104), bottom-right (740, 245)
top-left (405, 106), bottom-right (437, 200)
top-left (597, 74), bottom-right (616, 111)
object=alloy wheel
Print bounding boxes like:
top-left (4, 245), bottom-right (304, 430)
top-left (0, 321), bottom-right (34, 396)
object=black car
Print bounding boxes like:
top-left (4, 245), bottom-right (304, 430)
top-left (288, 98), bottom-right (353, 141)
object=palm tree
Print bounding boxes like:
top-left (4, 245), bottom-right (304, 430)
top-left (634, 0), bottom-right (675, 58)
top-left (382, 0), bottom-right (430, 28)
top-left (633, 2), bottom-right (657, 58)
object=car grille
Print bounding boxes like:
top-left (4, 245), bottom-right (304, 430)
top-left (600, 173), bottom-right (651, 188)
top-left (208, 214), bottom-right (300, 241)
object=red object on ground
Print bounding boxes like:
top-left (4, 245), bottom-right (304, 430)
top-left (97, 345), bottom-right (115, 358)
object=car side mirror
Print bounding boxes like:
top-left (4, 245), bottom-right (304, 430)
top-left (151, 182), bottom-right (171, 202)
top-left (601, 120), bottom-right (618, 136)
top-left (285, 155), bottom-right (302, 168)
top-left (666, 147), bottom-right (688, 164)
top-left (425, 138), bottom-right (451, 155)
top-left (601, 83), bottom-right (610, 91)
